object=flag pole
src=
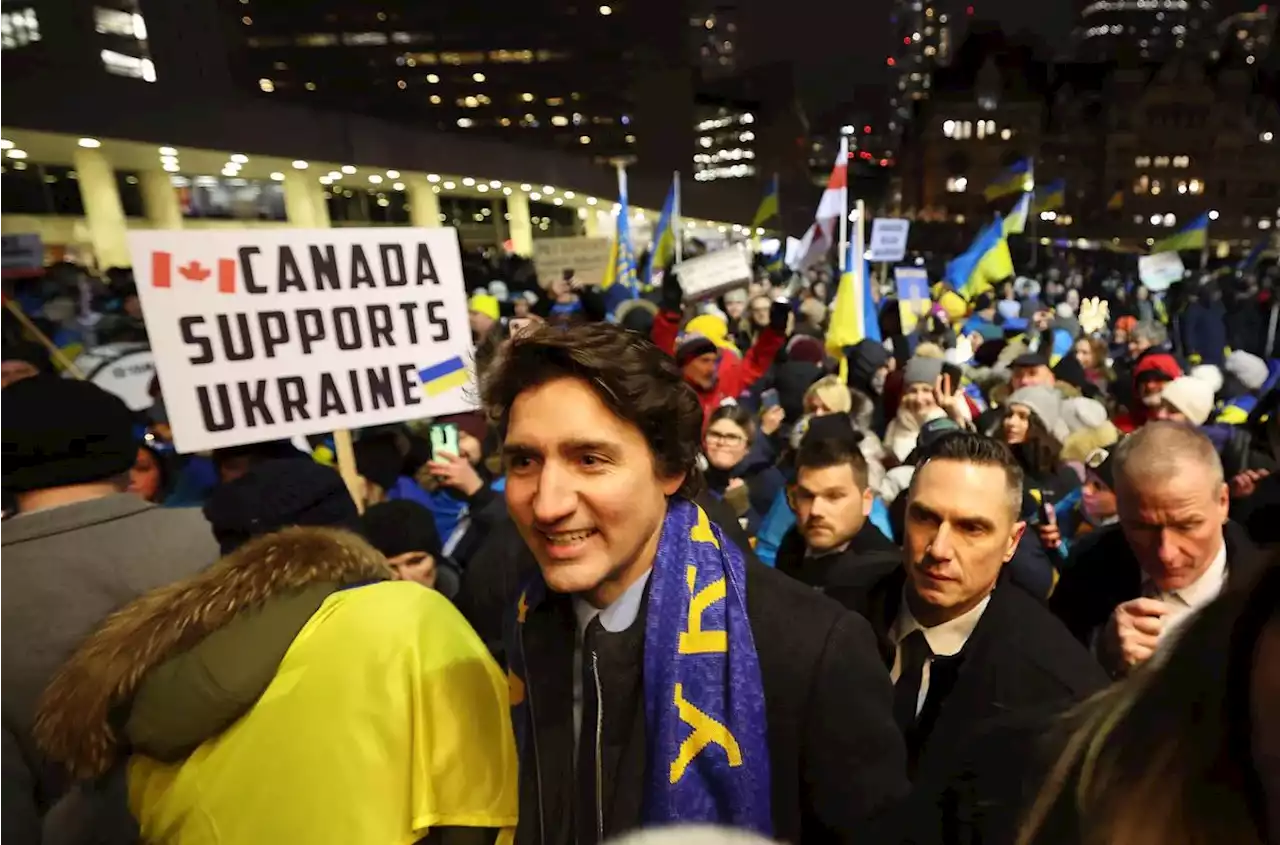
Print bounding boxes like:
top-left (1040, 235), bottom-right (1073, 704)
top-left (854, 198), bottom-right (866, 289)
top-left (837, 138), bottom-right (850, 273)
top-left (673, 171), bottom-right (683, 264)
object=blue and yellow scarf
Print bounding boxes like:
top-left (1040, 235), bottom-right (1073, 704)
top-left (507, 497), bottom-right (772, 835)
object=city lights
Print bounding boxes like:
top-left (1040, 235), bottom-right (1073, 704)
top-left (77, 138), bottom-right (101, 148)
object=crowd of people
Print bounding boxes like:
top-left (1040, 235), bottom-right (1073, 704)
top-left (2, 248), bottom-right (1278, 845)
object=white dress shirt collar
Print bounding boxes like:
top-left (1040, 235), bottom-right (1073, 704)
top-left (890, 588), bottom-right (991, 659)
top-left (1143, 537), bottom-right (1227, 611)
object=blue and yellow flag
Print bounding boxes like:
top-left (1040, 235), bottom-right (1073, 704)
top-left (1032, 179), bottom-right (1065, 214)
top-left (825, 240), bottom-right (881, 358)
top-left (1003, 192), bottom-right (1031, 235)
top-left (1151, 212), bottom-right (1209, 254)
top-left (645, 175), bottom-right (678, 285)
top-left (751, 174), bottom-right (779, 229)
top-left (984, 158), bottom-right (1033, 201)
top-left (946, 217), bottom-right (1013, 298)
top-left (602, 167), bottom-right (641, 313)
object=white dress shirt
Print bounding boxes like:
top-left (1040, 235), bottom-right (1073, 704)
top-left (1143, 539), bottom-right (1227, 648)
top-left (890, 591), bottom-right (991, 718)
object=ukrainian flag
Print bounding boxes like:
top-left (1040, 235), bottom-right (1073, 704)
top-left (1033, 179), bottom-right (1065, 214)
top-left (645, 175), bottom-right (678, 284)
top-left (751, 174), bottom-right (779, 229)
top-left (946, 217), bottom-right (1013, 298)
top-left (1151, 212), bottom-right (1209, 254)
top-left (418, 355), bottom-right (470, 397)
top-left (825, 240), bottom-right (881, 359)
top-left (601, 168), bottom-right (641, 312)
top-left (1003, 192), bottom-right (1031, 236)
top-left (984, 158), bottom-right (1033, 201)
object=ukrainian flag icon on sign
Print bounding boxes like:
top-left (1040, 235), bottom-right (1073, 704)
top-left (418, 355), bottom-right (470, 397)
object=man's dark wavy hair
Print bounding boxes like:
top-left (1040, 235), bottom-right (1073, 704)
top-left (480, 322), bottom-right (705, 498)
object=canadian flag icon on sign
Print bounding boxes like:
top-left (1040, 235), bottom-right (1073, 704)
top-left (151, 251), bottom-right (237, 294)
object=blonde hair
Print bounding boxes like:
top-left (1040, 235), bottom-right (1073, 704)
top-left (804, 375), bottom-right (852, 415)
top-left (1059, 422), bottom-right (1120, 464)
top-left (1016, 572), bottom-right (1274, 845)
top-left (913, 342), bottom-right (946, 360)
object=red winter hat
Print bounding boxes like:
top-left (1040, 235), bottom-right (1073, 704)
top-left (1133, 352), bottom-right (1182, 388)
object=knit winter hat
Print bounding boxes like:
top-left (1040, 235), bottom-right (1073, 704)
top-left (785, 335), bottom-right (826, 365)
top-left (2, 376), bottom-right (137, 493)
top-left (675, 335), bottom-right (719, 366)
top-left (845, 339), bottom-right (891, 393)
top-left (353, 434), bottom-right (404, 490)
top-left (1160, 376), bottom-right (1215, 425)
top-left (1189, 364), bottom-right (1224, 396)
top-left (1060, 396), bottom-right (1109, 434)
top-left (903, 356), bottom-right (944, 387)
top-left (468, 293), bottom-right (500, 321)
top-left (684, 314), bottom-right (735, 350)
top-left (1008, 385), bottom-right (1069, 441)
top-left (435, 412), bottom-right (488, 445)
top-left (361, 499), bottom-right (443, 561)
top-left (202, 458), bottom-right (360, 554)
top-left (1224, 350), bottom-right (1269, 392)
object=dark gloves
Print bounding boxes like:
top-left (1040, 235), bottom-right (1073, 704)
top-left (769, 300), bottom-right (791, 333)
top-left (660, 267), bottom-right (684, 312)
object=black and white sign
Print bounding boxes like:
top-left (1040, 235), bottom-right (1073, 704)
top-left (127, 228), bottom-right (475, 453)
top-left (868, 218), bottom-right (911, 263)
top-left (675, 246), bottom-right (753, 302)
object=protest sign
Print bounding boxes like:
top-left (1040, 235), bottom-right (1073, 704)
top-left (127, 228), bottom-right (474, 453)
top-left (1137, 251), bottom-right (1185, 292)
top-left (2, 233), bottom-right (43, 279)
top-left (70, 343), bottom-right (156, 411)
top-left (869, 219), bottom-right (911, 263)
top-left (894, 266), bottom-right (931, 334)
top-left (531, 236), bottom-right (612, 289)
top-left (675, 245), bottom-right (752, 302)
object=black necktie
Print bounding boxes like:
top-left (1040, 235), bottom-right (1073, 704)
top-left (893, 629), bottom-right (932, 736)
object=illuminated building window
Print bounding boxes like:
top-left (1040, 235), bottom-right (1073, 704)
top-left (1135, 156), bottom-right (1150, 167)
top-left (1150, 179), bottom-right (1162, 195)
top-left (295, 33), bottom-right (338, 46)
top-left (259, 78), bottom-right (275, 92)
top-left (546, 96), bottom-right (564, 106)
top-left (946, 176), bottom-right (968, 192)
top-left (101, 49), bottom-right (156, 81)
top-left (1173, 155), bottom-right (1189, 167)
top-left (1154, 156), bottom-right (1169, 167)
top-left (1134, 175), bottom-right (1149, 194)
top-left (0, 6), bottom-right (40, 48)
top-left (94, 7), bottom-right (146, 39)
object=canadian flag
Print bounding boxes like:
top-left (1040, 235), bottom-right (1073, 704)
top-left (788, 137), bottom-right (848, 272)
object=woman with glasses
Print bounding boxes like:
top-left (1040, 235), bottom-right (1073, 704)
top-left (703, 405), bottom-right (786, 536)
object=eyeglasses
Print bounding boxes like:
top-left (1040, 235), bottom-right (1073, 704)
top-left (706, 430), bottom-right (747, 445)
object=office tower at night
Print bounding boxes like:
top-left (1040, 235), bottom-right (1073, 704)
top-left (217, 0), bottom-right (685, 160)
top-left (1073, 0), bottom-right (1217, 61)
top-left (889, 0), bottom-right (955, 139)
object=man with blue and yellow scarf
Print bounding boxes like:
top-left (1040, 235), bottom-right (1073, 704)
top-left (483, 322), bottom-right (908, 845)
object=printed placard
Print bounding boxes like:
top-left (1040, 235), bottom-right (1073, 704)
top-left (531, 236), bottom-right (612, 289)
top-left (127, 228), bottom-right (475, 453)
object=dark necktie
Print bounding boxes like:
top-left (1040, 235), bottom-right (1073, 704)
top-left (893, 629), bottom-right (932, 737)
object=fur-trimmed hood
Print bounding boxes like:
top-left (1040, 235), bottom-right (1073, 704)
top-left (34, 526), bottom-right (392, 779)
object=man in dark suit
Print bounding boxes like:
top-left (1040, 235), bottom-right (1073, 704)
top-left (1051, 421), bottom-right (1266, 677)
top-left (481, 322), bottom-right (908, 845)
top-left (827, 433), bottom-right (1106, 843)
top-left (776, 417), bottom-right (900, 598)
